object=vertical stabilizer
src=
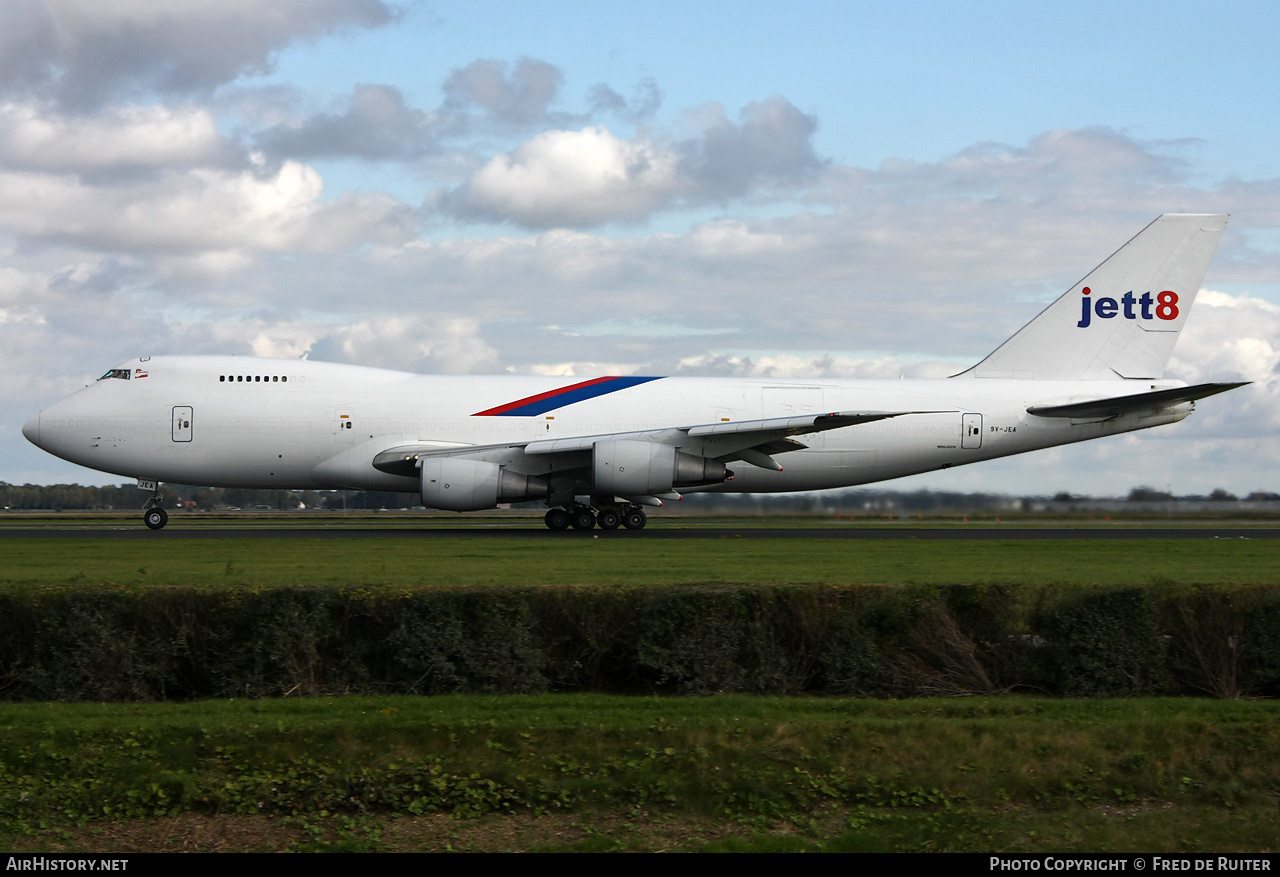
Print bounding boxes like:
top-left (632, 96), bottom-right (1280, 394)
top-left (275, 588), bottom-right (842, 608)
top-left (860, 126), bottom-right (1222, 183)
top-left (957, 214), bottom-right (1228, 380)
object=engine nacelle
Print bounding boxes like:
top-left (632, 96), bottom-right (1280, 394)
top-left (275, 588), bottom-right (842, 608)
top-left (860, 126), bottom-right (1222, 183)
top-left (592, 439), bottom-right (727, 496)
top-left (420, 457), bottom-right (548, 511)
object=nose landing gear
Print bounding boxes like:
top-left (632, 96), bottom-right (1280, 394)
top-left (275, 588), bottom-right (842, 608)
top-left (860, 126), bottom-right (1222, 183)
top-left (139, 481), bottom-right (168, 530)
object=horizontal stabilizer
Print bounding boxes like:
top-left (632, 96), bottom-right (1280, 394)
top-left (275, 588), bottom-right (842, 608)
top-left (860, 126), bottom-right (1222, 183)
top-left (1027, 382), bottom-right (1248, 419)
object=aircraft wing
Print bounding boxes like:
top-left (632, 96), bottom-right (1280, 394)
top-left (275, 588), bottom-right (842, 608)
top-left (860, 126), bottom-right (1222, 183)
top-left (524, 410), bottom-right (924, 453)
top-left (372, 409), bottom-right (939, 476)
top-left (1026, 382), bottom-right (1248, 419)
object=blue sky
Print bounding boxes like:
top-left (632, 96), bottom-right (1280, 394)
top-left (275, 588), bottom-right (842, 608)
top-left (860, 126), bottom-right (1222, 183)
top-left (2, 0), bottom-right (1278, 497)
top-left (263, 2), bottom-right (1280, 180)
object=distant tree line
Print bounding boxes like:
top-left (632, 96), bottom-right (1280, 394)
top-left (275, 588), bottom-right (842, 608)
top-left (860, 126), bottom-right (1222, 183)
top-left (0, 482), bottom-right (394, 511)
top-left (679, 489), bottom-right (1021, 513)
top-left (4, 482), bottom-right (1277, 513)
top-left (1121, 486), bottom-right (1280, 503)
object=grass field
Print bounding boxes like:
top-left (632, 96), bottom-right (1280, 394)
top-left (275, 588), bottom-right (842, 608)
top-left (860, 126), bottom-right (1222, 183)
top-left (2, 522), bottom-right (1278, 852)
top-left (2, 691), bottom-right (1280, 850)
top-left (2, 695), bottom-right (1278, 853)
top-left (2, 534), bottom-right (1278, 588)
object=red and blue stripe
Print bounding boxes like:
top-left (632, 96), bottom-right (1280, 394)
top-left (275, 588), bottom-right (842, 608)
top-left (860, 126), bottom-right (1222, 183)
top-left (473, 375), bottom-right (662, 417)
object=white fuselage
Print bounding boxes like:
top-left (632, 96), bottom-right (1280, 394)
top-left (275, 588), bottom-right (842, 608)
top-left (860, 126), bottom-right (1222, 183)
top-left (23, 355), bottom-right (1192, 495)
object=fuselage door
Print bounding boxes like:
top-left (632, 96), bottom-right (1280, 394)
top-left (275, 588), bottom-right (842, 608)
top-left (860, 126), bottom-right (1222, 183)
top-left (171, 406), bottom-right (193, 442)
top-left (329, 405), bottom-right (357, 444)
top-left (961, 413), bottom-right (982, 449)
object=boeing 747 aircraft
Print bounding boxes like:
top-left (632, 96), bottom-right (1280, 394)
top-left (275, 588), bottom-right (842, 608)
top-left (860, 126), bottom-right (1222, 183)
top-left (23, 214), bottom-right (1246, 531)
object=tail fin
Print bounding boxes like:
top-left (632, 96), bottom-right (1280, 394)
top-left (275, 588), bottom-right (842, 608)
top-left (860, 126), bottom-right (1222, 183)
top-left (957, 214), bottom-right (1228, 381)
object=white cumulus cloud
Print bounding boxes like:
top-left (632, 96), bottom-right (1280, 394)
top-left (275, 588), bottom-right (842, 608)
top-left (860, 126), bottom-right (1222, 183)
top-left (446, 126), bottom-right (682, 227)
top-left (307, 316), bottom-right (499, 374)
top-left (0, 0), bottom-right (396, 108)
top-left (0, 161), bottom-right (413, 256)
top-left (0, 101), bottom-right (231, 171)
top-left (443, 97), bottom-right (823, 228)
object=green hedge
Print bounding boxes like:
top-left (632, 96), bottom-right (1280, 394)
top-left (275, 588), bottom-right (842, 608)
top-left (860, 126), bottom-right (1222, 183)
top-left (2, 583), bottom-right (1278, 701)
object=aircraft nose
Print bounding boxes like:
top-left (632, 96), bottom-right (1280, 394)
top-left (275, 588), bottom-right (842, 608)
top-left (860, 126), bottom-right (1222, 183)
top-left (22, 411), bottom-right (40, 447)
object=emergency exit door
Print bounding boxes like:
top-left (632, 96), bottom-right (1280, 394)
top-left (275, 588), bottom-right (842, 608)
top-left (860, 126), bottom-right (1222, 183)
top-left (961, 413), bottom-right (982, 449)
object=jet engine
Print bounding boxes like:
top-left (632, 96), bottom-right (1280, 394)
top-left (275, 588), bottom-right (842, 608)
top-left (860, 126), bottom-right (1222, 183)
top-left (592, 439), bottom-right (728, 496)
top-left (420, 457), bottom-right (549, 511)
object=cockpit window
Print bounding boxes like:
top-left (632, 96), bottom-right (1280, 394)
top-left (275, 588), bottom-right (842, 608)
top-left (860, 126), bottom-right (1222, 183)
top-left (97, 369), bottom-right (131, 381)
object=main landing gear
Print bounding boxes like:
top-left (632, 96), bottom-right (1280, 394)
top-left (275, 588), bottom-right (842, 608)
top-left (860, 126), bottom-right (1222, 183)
top-left (543, 503), bottom-right (647, 531)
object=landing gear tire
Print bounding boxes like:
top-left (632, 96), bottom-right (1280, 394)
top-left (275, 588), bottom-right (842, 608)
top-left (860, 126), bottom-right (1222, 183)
top-left (596, 508), bottom-right (622, 530)
top-left (545, 508), bottom-right (570, 531)
top-left (622, 507), bottom-right (647, 530)
top-left (144, 508), bottom-right (168, 530)
top-left (571, 507), bottom-right (597, 530)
